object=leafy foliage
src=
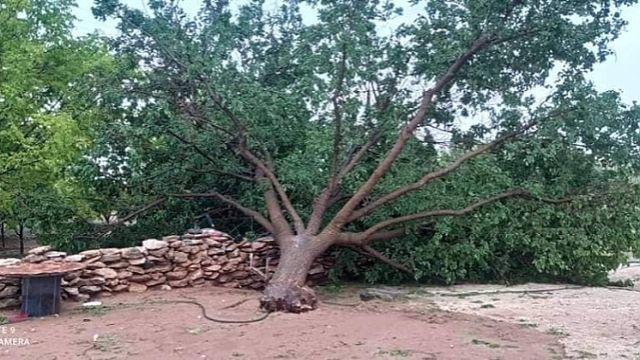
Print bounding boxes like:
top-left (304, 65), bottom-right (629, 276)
top-left (17, 0), bottom-right (640, 287)
top-left (0, 0), bottom-right (113, 246)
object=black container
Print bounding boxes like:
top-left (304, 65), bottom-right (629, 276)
top-left (20, 275), bottom-right (62, 317)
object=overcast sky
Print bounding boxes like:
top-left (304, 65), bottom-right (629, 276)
top-left (73, 0), bottom-right (640, 104)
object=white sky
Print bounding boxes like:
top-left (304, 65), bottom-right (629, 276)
top-left (72, 0), bottom-right (640, 104)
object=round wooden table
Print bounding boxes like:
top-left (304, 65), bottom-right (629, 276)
top-left (0, 262), bottom-right (85, 317)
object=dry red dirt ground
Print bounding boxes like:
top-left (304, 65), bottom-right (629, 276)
top-left (0, 286), bottom-right (563, 360)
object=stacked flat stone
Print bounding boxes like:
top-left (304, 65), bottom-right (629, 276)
top-left (0, 259), bottom-right (21, 308)
top-left (0, 229), bottom-right (333, 306)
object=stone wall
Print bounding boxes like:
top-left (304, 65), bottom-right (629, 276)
top-left (0, 229), bottom-right (332, 308)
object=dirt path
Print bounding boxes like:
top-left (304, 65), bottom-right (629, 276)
top-left (0, 286), bottom-right (563, 360)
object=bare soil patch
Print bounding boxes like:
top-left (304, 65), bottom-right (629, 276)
top-left (0, 286), bottom-right (563, 359)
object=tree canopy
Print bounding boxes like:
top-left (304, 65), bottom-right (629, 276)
top-left (0, 0), bottom-right (113, 246)
top-left (83, 0), bottom-right (640, 311)
top-left (7, 0), bottom-right (640, 311)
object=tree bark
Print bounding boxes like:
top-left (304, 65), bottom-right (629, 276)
top-left (18, 223), bottom-right (24, 255)
top-left (260, 235), bottom-right (330, 313)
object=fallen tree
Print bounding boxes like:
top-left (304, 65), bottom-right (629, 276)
top-left (89, 0), bottom-right (640, 312)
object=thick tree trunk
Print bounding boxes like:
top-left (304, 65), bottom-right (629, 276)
top-left (260, 235), bottom-right (329, 313)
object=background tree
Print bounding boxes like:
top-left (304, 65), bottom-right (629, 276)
top-left (0, 0), bottom-right (114, 252)
top-left (87, 0), bottom-right (640, 312)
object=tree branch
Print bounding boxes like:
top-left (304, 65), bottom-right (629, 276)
top-left (339, 127), bottom-right (386, 179)
top-left (347, 108), bottom-right (571, 222)
top-left (306, 94), bottom-right (394, 235)
top-left (194, 75), bottom-right (305, 234)
top-left (307, 46), bottom-right (350, 235)
top-left (171, 192), bottom-right (274, 233)
top-left (239, 149), bottom-right (305, 233)
top-left (363, 190), bottom-right (523, 236)
top-left (257, 169), bottom-right (292, 237)
top-left (187, 76), bottom-right (304, 233)
top-left (363, 245), bottom-right (414, 275)
top-left (329, 43), bottom-right (349, 183)
top-left (115, 198), bottom-right (167, 225)
top-left (344, 244), bottom-right (414, 275)
top-left (174, 99), bottom-right (237, 137)
top-left (336, 228), bottom-right (407, 246)
top-left (124, 10), bottom-right (306, 235)
top-left (192, 80), bottom-right (304, 233)
top-left (165, 129), bottom-right (254, 182)
top-left (179, 66), bottom-right (304, 234)
top-left (187, 77), bottom-right (304, 233)
top-left (359, 189), bottom-right (573, 240)
top-left (323, 35), bottom-right (495, 232)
